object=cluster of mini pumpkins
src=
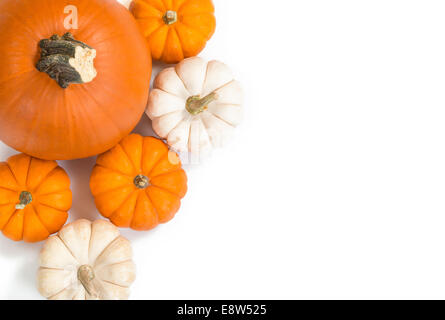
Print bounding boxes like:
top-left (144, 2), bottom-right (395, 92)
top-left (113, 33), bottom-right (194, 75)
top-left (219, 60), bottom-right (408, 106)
top-left (0, 0), bottom-right (243, 300)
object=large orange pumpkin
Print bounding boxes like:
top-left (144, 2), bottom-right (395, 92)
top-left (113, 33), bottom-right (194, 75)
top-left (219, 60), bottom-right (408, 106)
top-left (90, 134), bottom-right (187, 231)
top-left (0, 0), bottom-right (152, 160)
top-left (130, 0), bottom-right (216, 64)
top-left (0, 154), bottom-right (72, 242)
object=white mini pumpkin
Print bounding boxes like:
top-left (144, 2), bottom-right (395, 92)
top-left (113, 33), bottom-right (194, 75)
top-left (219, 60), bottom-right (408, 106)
top-left (37, 219), bottom-right (136, 300)
top-left (147, 57), bottom-right (243, 157)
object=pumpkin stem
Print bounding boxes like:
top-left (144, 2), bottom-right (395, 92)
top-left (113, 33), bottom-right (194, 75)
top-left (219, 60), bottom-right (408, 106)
top-left (163, 10), bottom-right (177, 25)
top-left (134, 174), bottom-right (150, 189)
top-left (186, 92), bottom-right (218, 116)
top-left (36, 33), bottom-right (97, 89)
top-left (78, 265), bottom-right (99, 299)
top-left (15, 191), bottom-right (32, 210)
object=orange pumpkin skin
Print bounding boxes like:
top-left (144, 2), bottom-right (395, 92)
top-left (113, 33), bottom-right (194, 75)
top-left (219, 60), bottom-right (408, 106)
top-left (90, 134), bottom-right (187, 231)
top-left (0, 0), bottom-right (152, 160)
top-left (0, 154), bottom-right (72, 242)
top-left (131, 0), bottom-right (216, 64)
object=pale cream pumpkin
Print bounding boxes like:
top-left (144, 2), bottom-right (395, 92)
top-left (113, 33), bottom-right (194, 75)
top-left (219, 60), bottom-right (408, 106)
top-left (147, 57), bottom-right (243, 157)
top-left (37, 219), bottom-right (135, 300)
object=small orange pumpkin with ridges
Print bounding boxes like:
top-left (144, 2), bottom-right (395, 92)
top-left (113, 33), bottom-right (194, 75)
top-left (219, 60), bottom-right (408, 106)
top-left (0, 154), bottom-right (72, 242)
top-left (89, 134), bottom-right (187, 231)
top-left (130, 0), bottom-right (216, 64)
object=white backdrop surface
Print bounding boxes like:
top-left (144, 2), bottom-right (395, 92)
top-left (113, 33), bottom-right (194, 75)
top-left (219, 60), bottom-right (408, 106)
top-left (1, 0), bottom-right (445, 299)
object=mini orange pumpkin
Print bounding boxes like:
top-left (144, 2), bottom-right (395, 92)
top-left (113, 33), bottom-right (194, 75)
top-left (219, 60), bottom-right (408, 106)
top-left (130, 0), bottom-right (216, 64)
top-left (0, 154), bottom-right (72, 242)
top-left (90, 134), bottom-right (187, 231)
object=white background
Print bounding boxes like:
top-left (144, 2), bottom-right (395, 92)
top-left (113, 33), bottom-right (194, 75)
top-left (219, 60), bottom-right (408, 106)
top-left (1, 0), bottom-right (445, 299)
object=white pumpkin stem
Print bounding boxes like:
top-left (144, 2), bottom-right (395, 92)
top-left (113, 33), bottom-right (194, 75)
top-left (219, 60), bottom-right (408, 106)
top-left (78, 265), bottom-right (99, 299)
top-left (15, 191), bottom-right (32, 210)
top-left (186, 92), bottom-right (218, 116)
